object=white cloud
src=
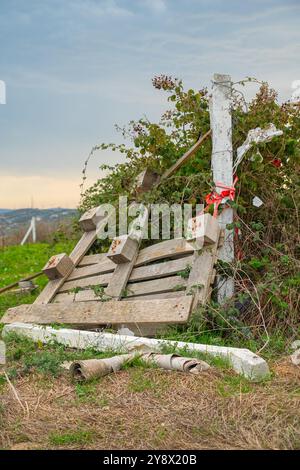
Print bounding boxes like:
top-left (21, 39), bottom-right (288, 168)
top-left (67, 0), bottom-right (134, 18)
top-left (143, 0), bottom-right (166, 12)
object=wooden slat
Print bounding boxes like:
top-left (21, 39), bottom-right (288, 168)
top-left (68, 257), bottom-right (115, 281)
top-left (77, 238), bottom-right (194, 271)
top-left (71, 275), bottom-right (187, 302)
top-left (54, 288), bottom-right (186, 304)
top-left (59, 273), bottom-right (112, 293)
top-left (160, 130), bottom-right (211, 180)
top-left (58, 253), bottom-right (193, 294)
top-left (2, 297), bottom-right (194, 325)
top-left (105, 209), bottom-right (148, 300)
top-left (78, 253), bottom-right (105, 267)
top-left (52, 292), bottom-right (75, 303)
top-left (73, 254), bottom-right (192, 284)
top-left (105, 248), bottom-right (138, 299)
top-left (127, 275), bottom-right (187, 297)
top-left (130, 256), bottom-right (192, 282)
top-left (136, 239), bottom-right (194, 266)
top-left (186, 232), bottom-right (220, 309)
top-left (34, 230), bottom-right (97, 305)
top-left (122, 291), bottom-right (186, 301)
top-left (58, 257), bottom-right (190, 295)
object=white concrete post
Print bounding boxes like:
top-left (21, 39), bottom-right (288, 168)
top-left (20, 217), bottom-right (37, 245)
top-left (32, 217), bottom-right (37, 243)
top-left (210, 73), bottom-right (234, 302)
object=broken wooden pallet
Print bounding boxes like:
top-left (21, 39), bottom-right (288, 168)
top-left (2, 212), bottom-right (220, 333)
top-left (2, 132), bottom-right (221, 335)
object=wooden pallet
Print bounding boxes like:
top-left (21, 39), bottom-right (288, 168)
top-left (2, 214), bottom-right (220, 333)
top-left (2, 133), bottom-right (222, 334)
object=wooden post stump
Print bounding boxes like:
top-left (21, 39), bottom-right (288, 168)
top-left (43, 253), bottom-right (74, 280)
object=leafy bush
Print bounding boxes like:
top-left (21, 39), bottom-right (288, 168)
top-left (80, 75), bottom-right (300, 343)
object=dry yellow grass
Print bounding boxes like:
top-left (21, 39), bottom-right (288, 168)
top-left (0, 358), bottom-right (299, 450)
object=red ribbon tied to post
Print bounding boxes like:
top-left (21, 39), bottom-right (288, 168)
top-left (205, 176), bottom-right (238, 218)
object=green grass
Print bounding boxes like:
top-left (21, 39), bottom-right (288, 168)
top-left (0, 241), bottom-right (291, 391)
top-left (216, 375), bottom-right (254, 397)
top-left (158, 318), bottom-right (290, 361)
top-left (0, 241), bottom-right (76, 332)
top-left (75, 381), bottom-right (109, 406)
top-left (128, 368), bottom-right (157, 393)
top-left (0, 242), bottom-right (76, 288)
top-left (3, 332), bottom-right (122, 378)
top-left (48, 429), bottom-right (93, 446)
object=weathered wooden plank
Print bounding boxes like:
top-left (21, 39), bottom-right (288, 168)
top-left (160, 130), bottom-right (211, 180)
top-left (119, 275), bottom-right (187, 298)
top-left (68, 257), bottom-right (115, 281)
top-left (79, 207), bottom-right (105, 232)
top-left (52, 292), bottom-right (75, 303)
top-left (186, 236), bottom-right (219, 309)
top-left (105, 208), bottom-right (148, 299)
top-left (130, 255), bottom-right (193, 282)
top-left (34, 230), bottom-right (97, 305)
top-left (60, 269), bottom-right (187, 297)
top-left (122, 291), bottom-right (186, 301)
top-left (2, 297), bottom-right (194, 325)
top-left (135, 168), bottom-right (159, 194)
top-left (59, 273), bottom-right (112, 293)
top-left (105, 252), bottom-right (138, 299)
top-left (107, 235), bottom-right (138, 264)
top-left (67, 255), bottom-right (190, 285)
top-left (136, 239), bottom-right (194, 266)
top-left (54, 288), bottom-right (186, 304)
top-left (43, 253), bottom-right (74, 280)
top-left (78, 253), bottom-right (105, 267)
top-left (58, 253), bottom-right (193, 294)
top-left (75, 238), bottom-right (194, 279)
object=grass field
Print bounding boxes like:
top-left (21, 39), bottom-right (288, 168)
top-left (0, 243), bottom-right (299, 450)
top-left (0, 241), bottom-right (76, 332)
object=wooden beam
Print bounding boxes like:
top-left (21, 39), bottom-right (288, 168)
top-left (2, 297), bottom-right (194, 325)
top-left (79, 207), bottom-right (105, 232)
top-left (160, 130), bottom-right (211, 181)
top-left (210, 73), bottom-right (234, 302)
top-left (107, 235), bottom-right (139, 264)
top-left (186, 232), bottom-right (220, 310)
top-left (105, 207), bottom-right (148, 299)
top-left (135, 168), bottom-right (159, 194)
top-left (186, 213), bottom-right (220, 247)
top-left (42, 253), bottom-right (74, 280)
top-left (124, 275), bottom-right (187, 298)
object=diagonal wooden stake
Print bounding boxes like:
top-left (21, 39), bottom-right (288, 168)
top-left (160, 129), bottom-right (211, 181)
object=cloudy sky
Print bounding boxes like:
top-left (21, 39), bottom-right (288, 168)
top-left (0, 0), bottom-right (299, 208)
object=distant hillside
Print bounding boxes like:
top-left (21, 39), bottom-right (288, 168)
top-left (0, 208), bottom-right (78, 235)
